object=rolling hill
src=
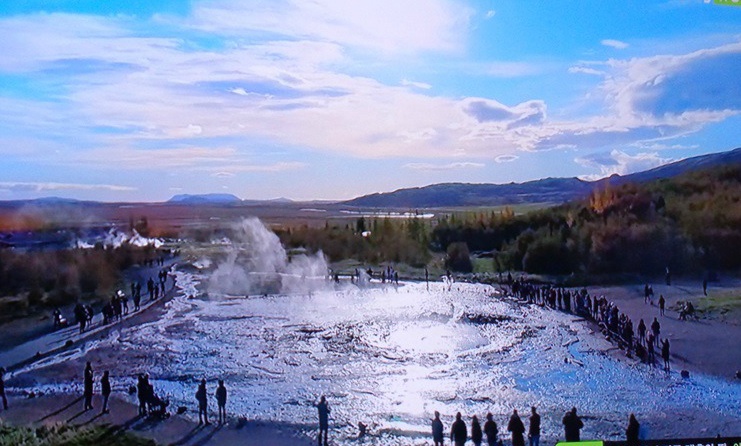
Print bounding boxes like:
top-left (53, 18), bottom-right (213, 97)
top-left (342, 147), bottom-right (741, 208)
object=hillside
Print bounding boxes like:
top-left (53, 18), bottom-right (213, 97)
top-left (343, 147), bottom-right (741, 208)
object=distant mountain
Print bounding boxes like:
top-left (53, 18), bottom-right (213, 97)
top-left (168, 193), bottom-right (242, 204)
top-left (343, 147), bottom-right (741, 208)
top-left (604, 147), bottom-right (741, 185)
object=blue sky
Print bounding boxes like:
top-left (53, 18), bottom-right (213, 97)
top-left (1, 0), bottom-right (740, 202)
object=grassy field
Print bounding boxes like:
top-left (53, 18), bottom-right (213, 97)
top-left (0, 423), bottom-right (156, 446)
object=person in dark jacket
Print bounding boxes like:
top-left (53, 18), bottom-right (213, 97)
top-left (626, 413), bottom-right (640, 446)
top-left (100, 370), bottom-right (111, 414)
top-left (216, 380), bottom-right (227, 424)
top-left (661, 339), bottom-right (671, 371)
top-left (507, 409), bottom-right (526, 446)
top-left (83, 362), bottom-right (94, 411)
top-left (450, 412), bottom-right (467, 446)
top-left (196, 379), bottom-right (209, 425)
top-left (529, 406), bottom-right (541, 446)
top-left (315, 395), bottom-right (330, 446)
top-left (431, 411), bottom-right (444, 446)
top-left (471, 415), bottom-right (483, 446)
top-left (484, 412), bottom-right (498, 446)
top-left (562, 407), bottom-right (584, 441)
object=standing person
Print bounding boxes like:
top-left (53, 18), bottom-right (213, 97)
top-left (196, 379), bottom-right (209, 425)
top-left (0, 367), bottom-right (8, 410)
top-left (450, 412), bottom-right (467, 446)
top-left (484, 413), bottom-right (498, 446)
top-left (83, 362), bottom-right (94, 411)
top-left (626, 413), bottom-right (640, 446)
top-left (562, 407), bottom-right (584, 442)
top-left (100, 371), bottom-right (111, 414)
top-left (216, 380), bottom-right (227, 424)
top-left (471, 415), bottom-right (483, 446)
top-left (651, 317), bottom-right (661, 343)
top-left (702, 278), bottom-right (708, 296)
top-left (637, 319), bottom-right (646, 345)
top-left (528, 406), bottom-right (540, 446)
top-left (137, 374), bottom-right (147, 416)
top-left (658, 295), bottom-right (666, 317)
top-left (425, 267), bottom-right (430, 291)
top-left (507, 409), bottom-right (525, 446)
top-left (661, 339), bottom-right (671, 371)
top-left (431, 411), bottom-right (444, 446)
top-left (315, 396), bottom-right (330, 446)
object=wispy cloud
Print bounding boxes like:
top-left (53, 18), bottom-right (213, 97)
top-left (495, 154), bottom-right (518, 163)
top-left (401, 79), bottom-right (432, 90)
top-left (576, 150), bottom-right (674, 180)
top-left (601, 39), bottom-right (629, 49)
top-left (0, 181), bottom-right (135, 193)
top-left (404, 162), bottom-right (485, 171)
top-left (188, 0), bottom-right (473, 55)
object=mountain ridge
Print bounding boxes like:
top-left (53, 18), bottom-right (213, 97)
top-left (342, 147), bottom-right (741, 208)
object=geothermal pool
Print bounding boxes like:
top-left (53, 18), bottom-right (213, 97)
top-left (18, 220), bottom-right (741, 444)
top-left (109, 273), bottom-right (739, 444)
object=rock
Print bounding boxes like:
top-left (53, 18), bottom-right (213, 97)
top-left (176, 406), bottom-right (187, 415)
top-left (65, 340), bottom-right (74, 347)
top-left (681, 370), bottom-right (690, 379)
top-left (128, 385), bottom-right (137, 395)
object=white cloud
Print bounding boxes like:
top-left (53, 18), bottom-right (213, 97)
top-left (404, 162), bottom-right (485, 171)
top-left (601, 39), bottom-right (629, 49)
top-left (495, 154), bottom-right (518, 163)
top-left (485, 10), bottom-right (496, 19)
top-left (1, 9), bottom-right (739, 176)
top-left (0, 181), bottom-right (135, 193)
top-left (401, 79), bottom-right (432, 90)
top-left (188, 0), bottom-right (473, 55)
top-left (568, 66), bottom-right (605, 76)
top-left (576, 150), bottom-right (674, 180)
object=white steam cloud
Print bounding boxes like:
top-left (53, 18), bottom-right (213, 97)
top-left (207, 218), bottom-right (329, 296)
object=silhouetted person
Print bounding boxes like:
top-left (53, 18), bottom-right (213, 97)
top-left (147, 278), bottom-right (155, 299)
top-left (101, 370), bottom-right (111, 414)
top-left (83, 362), bottom-right (94, 411)
top-left (432, 411), bottom-right (444, 446)
top-left (484, 412), bottom-right (498, 446)
top-left (562, 407), bottom-right (584, 441)
top-left (662, 339), bottom-right (671, 371)
top-left (315, 396), bottom-right (330, 446)
top-left (196, 379), bottom-right (209, 425)
top-left (651, 317), bottom-right (661, 343)
top-left (637, 319), bottom-right (646, 345)
top-left (74, 303), bottom-right (87, 333)
top-left (471, 415), bottom-right (483, 446)
top-left (216, 379), bottom-right (227, 424)
top-left (137, 374), bottom-right (148, 416)
top-left (626, 413), bottom-right (640, 446)
top-left (702, 278), bottom-right (708, 296)
top-left (450, 412), bottom-right (467, 446)
top-left (507, 409), bottom-right (525, 446)
top-left (529, 406), bottom-right (540, 446)
top-left (425, 267), bottom-right (430, 291)
top-left (0, 367), bottom-right (8, 410)
top-left (658, 295), bottom-right (665, 316)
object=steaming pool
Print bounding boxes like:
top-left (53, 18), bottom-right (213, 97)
top-left (59, 271), bottom-right (737, 444)
top-left (17, 219), bottom-right (741, 444)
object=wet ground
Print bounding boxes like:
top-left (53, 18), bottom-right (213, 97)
top-left (13, 265), bottom-right (740, 445)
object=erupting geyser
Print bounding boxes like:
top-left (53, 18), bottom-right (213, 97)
top-left (207, 218), bottom-right (329, 296)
